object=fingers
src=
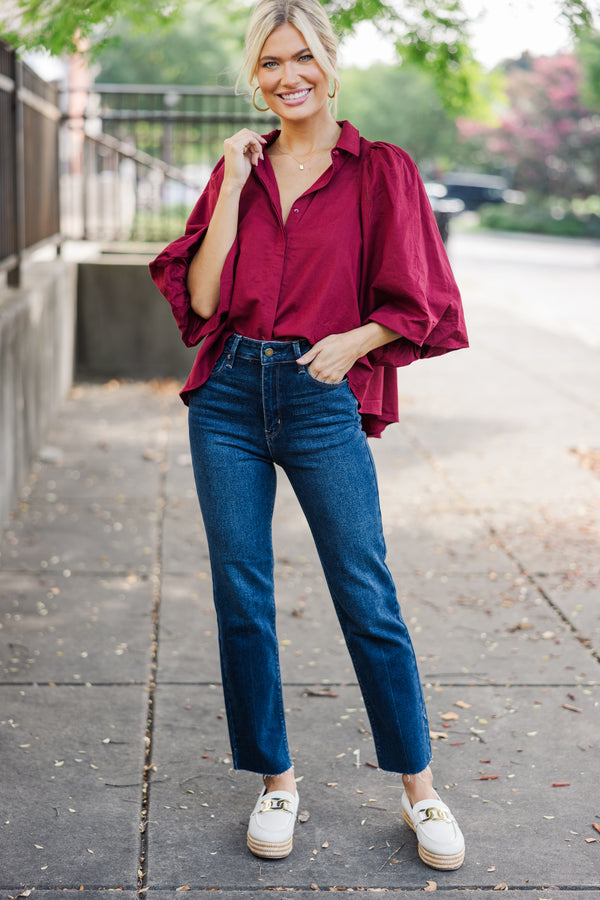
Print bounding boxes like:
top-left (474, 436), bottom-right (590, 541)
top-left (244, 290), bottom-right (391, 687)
top-left (222, 129), bottom-right (266, 188)
top-left (297, 345), bottom-right (345, 383)
top-left (297, 334), bottom-right (360, 383)
top-left (226, 129), bottom-right (266, 165)
top-left (295, 347), bottom-right (317, 366)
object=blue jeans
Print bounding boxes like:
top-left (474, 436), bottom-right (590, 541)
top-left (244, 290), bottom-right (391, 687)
top-left (188, 334), bottom-right (431, 776)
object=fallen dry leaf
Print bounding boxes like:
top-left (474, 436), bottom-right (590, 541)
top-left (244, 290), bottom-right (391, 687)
top-left (473, 775), bottom-right (501, 781)
top-left (493, 884), bottom-right (508, 891)
top-left (591, 823), bottom-right (600, 834)
top-left (507, 621), bottom-right (533, 632)
top-left (552, 782), bottom-right (570, 787)
top-left (440, 712), bottom-right (459, 721)
top-left (424, 881), bottom-right (437, 892)
top-left (562, 703), bottom-right (583, 713)
top-left (454, 700), bottom-right (471, 709)
top-left (175, 887), bottom-right (191, 892)
top-left (304, 687), bottom-right (339, 698)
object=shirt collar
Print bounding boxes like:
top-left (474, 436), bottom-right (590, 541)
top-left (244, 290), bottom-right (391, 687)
top-left (335, 120), bottom-right (361, 156)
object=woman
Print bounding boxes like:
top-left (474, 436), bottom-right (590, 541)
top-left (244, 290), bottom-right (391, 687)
top-left (150, 0), bottom-right (468, 872)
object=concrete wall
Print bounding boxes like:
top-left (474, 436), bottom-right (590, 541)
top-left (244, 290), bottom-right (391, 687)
top-left (0, 253), bottom-right (195, 526)
top-left (76, 256), bottom-right (197, 379)
top-left (0, 260), bottom-right (77, 526)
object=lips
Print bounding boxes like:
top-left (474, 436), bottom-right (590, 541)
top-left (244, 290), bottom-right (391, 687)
top-left (277, 88), bottom-right (311, 103)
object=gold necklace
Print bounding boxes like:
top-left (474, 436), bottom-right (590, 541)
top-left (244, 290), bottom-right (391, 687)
top-left (277, 143), bottom-right (324, 171)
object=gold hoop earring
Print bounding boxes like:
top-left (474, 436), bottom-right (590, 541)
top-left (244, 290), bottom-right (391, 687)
top-left (252, 86), bottom-right (270, 112)
top-left (328, 82), bottom-right (337, 99)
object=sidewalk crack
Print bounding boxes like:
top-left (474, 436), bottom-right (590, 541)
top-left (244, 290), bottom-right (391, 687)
top-left (137, 418), bottom-right (169, 894)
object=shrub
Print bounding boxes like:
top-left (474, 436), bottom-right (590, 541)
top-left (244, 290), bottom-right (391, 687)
top-left (478, 199), bottom-right (600, 238)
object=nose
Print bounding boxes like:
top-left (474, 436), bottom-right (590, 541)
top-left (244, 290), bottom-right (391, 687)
top-left (280, 61), bottom-right (301, 86)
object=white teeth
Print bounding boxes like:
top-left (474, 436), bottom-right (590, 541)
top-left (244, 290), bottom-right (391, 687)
top-left (281, 89), bottom-right (309, 100)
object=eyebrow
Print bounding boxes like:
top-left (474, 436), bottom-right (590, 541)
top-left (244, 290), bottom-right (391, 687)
top-left (259, 47), bottom-right (311, 63)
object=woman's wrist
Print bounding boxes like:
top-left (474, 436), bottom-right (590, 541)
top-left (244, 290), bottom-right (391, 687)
top-left (354, 322), bottom-right (400, 357)
top-left (219, 178), bottom-right (246, 198)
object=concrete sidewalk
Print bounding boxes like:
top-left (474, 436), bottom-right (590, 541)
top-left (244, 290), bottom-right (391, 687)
top-left (1, 264), bottom-right (599, 896)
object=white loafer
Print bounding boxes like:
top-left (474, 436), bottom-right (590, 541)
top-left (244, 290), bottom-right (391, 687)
top-left (247, 787), bottom-right (299, 859)
top-left (401, 791), bottom-right (465, 870)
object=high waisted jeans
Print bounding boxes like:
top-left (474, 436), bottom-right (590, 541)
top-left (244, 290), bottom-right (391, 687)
top-left (188, 334), bottom-right (431, 776)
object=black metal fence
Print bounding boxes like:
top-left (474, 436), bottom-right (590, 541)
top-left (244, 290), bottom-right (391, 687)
top-left (61, 84), bottom-right (278, 243)
top-left (0, 41), bottom-right (61, 286)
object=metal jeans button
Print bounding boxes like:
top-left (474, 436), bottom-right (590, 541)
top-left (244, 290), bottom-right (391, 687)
top-left (264, 347), bottom-right (274, 357)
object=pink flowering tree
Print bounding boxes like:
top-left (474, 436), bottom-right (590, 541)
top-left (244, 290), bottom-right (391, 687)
top-left (457, 53), bottom-right (600, 198)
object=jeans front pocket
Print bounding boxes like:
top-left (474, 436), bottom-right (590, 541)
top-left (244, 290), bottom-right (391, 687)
top-left (302, 365), bottom-right (348, 388)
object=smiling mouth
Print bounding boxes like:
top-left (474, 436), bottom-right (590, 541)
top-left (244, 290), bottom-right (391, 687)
top-left (278, 89), bottom-right (311, 101)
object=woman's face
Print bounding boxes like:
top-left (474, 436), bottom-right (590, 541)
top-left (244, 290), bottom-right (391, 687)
top-left (256, 23), bottom-right (330, 121)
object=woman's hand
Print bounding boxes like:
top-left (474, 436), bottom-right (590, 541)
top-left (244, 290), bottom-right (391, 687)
top-left (296, 324), bottom-right (400, 383)
top-left (187, 129), bottom-right (266, 320)
top-left (222, 128), bottom-right (266, 190)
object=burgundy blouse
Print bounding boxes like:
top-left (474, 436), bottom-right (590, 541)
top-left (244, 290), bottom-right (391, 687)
top-left (149, 121), bottom-right (468, 437)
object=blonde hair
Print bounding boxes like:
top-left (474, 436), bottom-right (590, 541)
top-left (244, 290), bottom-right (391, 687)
top-left (237, 0), bottom-right (340, 110)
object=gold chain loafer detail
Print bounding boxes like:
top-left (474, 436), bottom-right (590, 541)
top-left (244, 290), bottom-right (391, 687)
top-left (247, 787), bottom-right (299, 859)
top-left (401, 791), bottom-right (465, 871)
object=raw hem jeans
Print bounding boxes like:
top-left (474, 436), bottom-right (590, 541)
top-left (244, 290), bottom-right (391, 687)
top-left (188, 334), bottom-right (432, 776)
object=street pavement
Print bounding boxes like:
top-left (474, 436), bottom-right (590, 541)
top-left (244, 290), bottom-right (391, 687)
top-left (1, 231), bottom-right (599, 897)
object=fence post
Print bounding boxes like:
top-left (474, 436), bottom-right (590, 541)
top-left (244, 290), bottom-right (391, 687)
top-left (7, 56), bottom-right (25, 287)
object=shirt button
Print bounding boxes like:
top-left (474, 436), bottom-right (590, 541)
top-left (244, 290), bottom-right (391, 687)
top-left (264, 347), bottom-right (274, 357)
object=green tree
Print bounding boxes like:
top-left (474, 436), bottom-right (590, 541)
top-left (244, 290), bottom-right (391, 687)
top-left (337, 64), bottom-right (458, 169)
top-left (95, 2), bottom-right (244, 85)
top-left (576, 29), bottom-right (600, 108)
top-left (1, 0), bottom-right (598, 114)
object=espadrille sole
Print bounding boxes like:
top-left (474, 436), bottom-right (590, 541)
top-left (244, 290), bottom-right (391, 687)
top-left (402, 808), bottom-right (465, 871)
top-left (247, 831), bottom-right (293, 859)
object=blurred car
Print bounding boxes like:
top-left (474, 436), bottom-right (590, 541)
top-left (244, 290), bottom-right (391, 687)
top-left (440, 172), bottom-right (510, 211)
top-left (424, 182), bottom-right (465, 244)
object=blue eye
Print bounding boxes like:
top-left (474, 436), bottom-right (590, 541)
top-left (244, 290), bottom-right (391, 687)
top-left (262, 60), bottom-right (278, 69)
top-left (299, 54), bottom-right (313, 62)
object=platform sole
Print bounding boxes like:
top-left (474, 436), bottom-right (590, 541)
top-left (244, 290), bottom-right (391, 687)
top-left (402, 808), bottom-right (465, 871)
top-left (247, 831), bottom-right (293, 859)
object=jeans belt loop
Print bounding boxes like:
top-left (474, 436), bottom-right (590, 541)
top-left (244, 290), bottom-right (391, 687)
top-left (226, 334), bottom-right (242, 368)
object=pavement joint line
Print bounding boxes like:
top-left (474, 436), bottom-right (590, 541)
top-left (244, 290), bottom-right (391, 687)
top-left (0, 680), bottom-right (595, 689)
top-left (138, 418), bottom-right (170, 894)
top-left (0, 681), bottom-right (145, 688)
top-left (400, 427), bottom-right (600, 671)
top-left (0, 568), bottom-right (155, 579)
top-left (80, 884), bottom-right (600, 893)
top-left (150, 680), bottom-right (598, 688)
top-left (1, 889), bottom-right (600, 897)
top-left (485, 524), bottom-right (600, 669)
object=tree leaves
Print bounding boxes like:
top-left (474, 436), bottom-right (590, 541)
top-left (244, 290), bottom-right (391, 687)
top-left (0, 0), bottom-right (597, 117)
